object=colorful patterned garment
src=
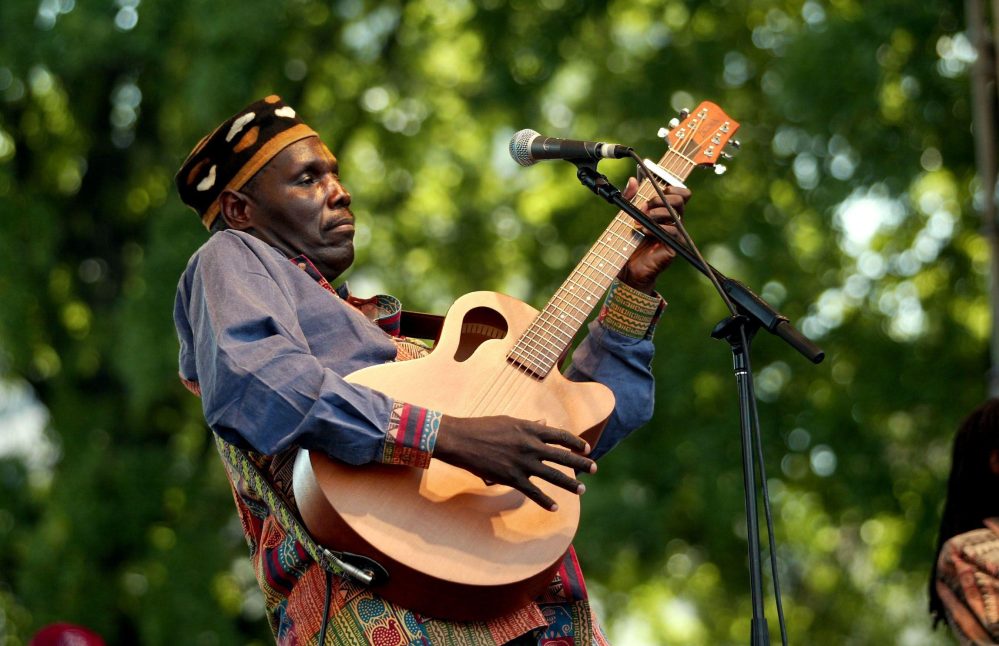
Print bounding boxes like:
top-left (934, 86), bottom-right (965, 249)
top-left (174, 230), bottom-right (665, 644)
top-left (935, 517), bottom-right (999, 644)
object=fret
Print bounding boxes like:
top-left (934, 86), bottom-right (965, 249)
top-left (546, 292), bottom-right (592, 320)
top-left (509, 342), bottom-right (559, 370)
top-left (540, 307), bottom-right (585, 329)
top-left (515, 320), bottom-right (573, 351)
top-left (515, 322), bottom-right (572, 350)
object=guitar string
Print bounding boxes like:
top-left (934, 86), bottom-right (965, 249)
top-left (509, 189), bottom-right (660, 362)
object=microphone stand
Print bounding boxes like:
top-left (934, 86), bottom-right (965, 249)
top-left (573, 162), bottom-right (824, 646)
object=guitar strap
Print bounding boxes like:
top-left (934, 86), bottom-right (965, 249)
top-left (212, 434), bottom-right (388, 586)
top-left (400, 310), bottom-right (444, 341)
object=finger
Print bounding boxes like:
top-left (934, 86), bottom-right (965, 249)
top-left (534, 464), bottom-right (587, 495)
top-left (518, 481), bottom-right (559, 512)
top-left (645, 197), bottom-right (686, 217)
top-left (621, 176), bottom-right (639, 201)
top-left (537, 427), bottom-right (589, 454)
top-left (670, 186), bottom-right (692, 201)
top-left (644, 209), bottom-right (680, 226)
top-left (538, 445), bottom-right (597, 474)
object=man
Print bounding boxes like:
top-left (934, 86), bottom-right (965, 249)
top-left (174, 95), bottom-right (688, 644)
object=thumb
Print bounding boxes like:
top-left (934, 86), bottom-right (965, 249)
top-left (621, 177), bottom-right (639, 201)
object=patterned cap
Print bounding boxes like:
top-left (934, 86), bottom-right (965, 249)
top-left (176, 95), bottom-right (318, 230)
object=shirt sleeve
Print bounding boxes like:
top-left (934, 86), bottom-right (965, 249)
top-left (565, 280), bottom-right (665, 460)
top-left (935, 526), bottom-right (999, 644)
top-left (174, 234), bottom-right (439, 468)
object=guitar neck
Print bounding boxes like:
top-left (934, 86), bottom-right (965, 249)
top-left (507, 151), bottom-right (693, 378)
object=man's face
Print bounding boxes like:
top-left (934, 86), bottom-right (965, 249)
top-left (239, 137), bottom-right (355, 280)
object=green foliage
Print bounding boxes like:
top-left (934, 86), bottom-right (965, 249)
top-left (0, 0), bottom-right (985, 643)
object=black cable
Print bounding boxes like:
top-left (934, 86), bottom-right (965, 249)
top-left (742, 325), bottom-right (789, 646)
top-left (318, 568), bottom-right (333, 645)
top-left (625, 149), bottom-right (738, 316)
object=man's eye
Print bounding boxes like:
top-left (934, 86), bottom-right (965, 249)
top-left (298, 174), bottom-right (316, 185)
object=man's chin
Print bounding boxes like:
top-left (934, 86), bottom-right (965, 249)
top-left (316, 246), bottom-right (354, 281)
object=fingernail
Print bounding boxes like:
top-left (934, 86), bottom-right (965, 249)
top-left (583, 442), bottom-right (591, 454)
top-left (550, 503), bottom-right (559, 512)
top-left (589, 462), bottom-right (597, 474)
top-left (577, 484), bottom-right (586, 495)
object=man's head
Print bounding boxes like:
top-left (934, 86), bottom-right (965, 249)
top-left (176, 96), bottom-right (356, 280)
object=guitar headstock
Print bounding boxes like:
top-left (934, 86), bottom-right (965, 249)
top-left (656, 101), bottom-right (740, 175)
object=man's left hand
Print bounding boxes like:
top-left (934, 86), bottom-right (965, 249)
top-left (616, 177), bottom-right (692, 294)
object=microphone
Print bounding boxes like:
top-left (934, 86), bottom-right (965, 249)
top-left (509, 129), bottom-right (633, 166)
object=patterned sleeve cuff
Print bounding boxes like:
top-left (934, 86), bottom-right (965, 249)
top-left (381, 402), bottom-right (442, 468)
top-left (597, 279), bottom-right (666, 339)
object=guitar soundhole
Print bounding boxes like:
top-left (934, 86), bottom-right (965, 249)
top-left (454, 307), bottom-right (508, 362)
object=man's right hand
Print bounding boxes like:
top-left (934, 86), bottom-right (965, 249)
top-left (432, 415), bottom-right (597, 511)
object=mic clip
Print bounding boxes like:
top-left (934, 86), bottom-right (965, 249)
top-left (573, 162), bottom-right (620, 202)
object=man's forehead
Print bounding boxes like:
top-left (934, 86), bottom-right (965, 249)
top-left (256, 138), bottom-right (337, 176)
top-left (321, 142), bottom-right (338, 165)
top-left (273, 137), bottom-right (338, 167)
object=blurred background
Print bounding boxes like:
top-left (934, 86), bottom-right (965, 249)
top-left (0, 0), bottom-right (994, 643)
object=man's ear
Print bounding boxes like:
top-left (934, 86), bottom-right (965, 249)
top-left (219, 189), bottom-right (254, 230)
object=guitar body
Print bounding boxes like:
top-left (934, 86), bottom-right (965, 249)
top-left (293, 291), bottom-right (615, 621)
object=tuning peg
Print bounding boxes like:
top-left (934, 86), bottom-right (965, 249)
top-left (729, 139), bottom-right (741, 149)
top-left (657, 127), bottom-right (669, 139)
top-left (667, 117), bottom-right (680, 129)
top-left (679, 108), bottom-right (690, 119)
top-left (714, 164), bottom-right (727, 175)
top-left (720, 152), bottom-right (733, 160)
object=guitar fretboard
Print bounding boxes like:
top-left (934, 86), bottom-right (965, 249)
top-left (507, 154), bottom-right (694, 378)
top-left (507, 101), bottom-right (737, 378)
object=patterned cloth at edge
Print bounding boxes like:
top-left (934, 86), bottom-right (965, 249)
top-left (936, 517), bottom-right (999, 644)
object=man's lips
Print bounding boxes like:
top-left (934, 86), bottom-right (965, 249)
top-left (324, 212), bottom-right (355, 233)
top-left (327, 220), bottom-right (355, 232)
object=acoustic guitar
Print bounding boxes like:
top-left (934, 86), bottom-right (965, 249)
top-left (293, 102), bottom-right (740, 621)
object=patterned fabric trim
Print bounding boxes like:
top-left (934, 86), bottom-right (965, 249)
top-left (383, 403), bottom-right (441, 468)
top-left (180, 374), bottom-right (202, 396)
top-left (393, 336), bottom-right (433, 362)
top-left (936, 517), bottom-right (999, 643)
top-left (289, 254), bottom-right (337, 296)
top-left (598, 279), bottom-right (665, 339)
top-left (555, 549), bottom-right (588, 602)
top-left (348, 293), bottom-right (403, 337)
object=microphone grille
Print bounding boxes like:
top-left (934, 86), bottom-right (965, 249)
top-left (509, 129), bottom-right (540, 167)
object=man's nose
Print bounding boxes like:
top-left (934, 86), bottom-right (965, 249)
top-left (325, 177), bottom-right (351, 208)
